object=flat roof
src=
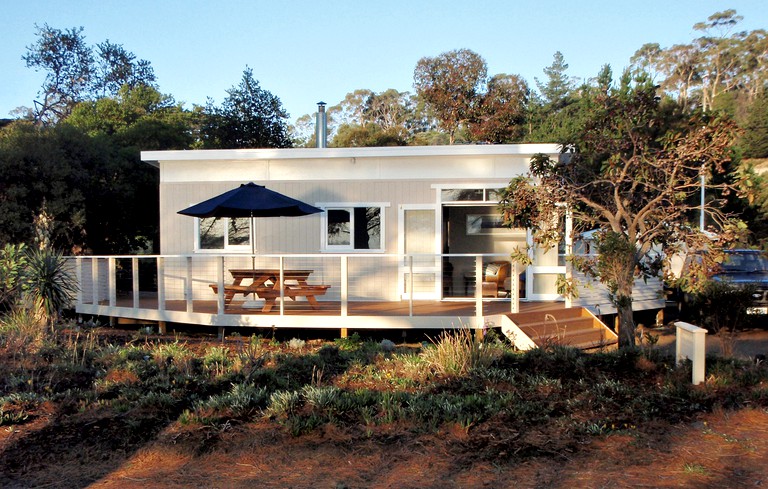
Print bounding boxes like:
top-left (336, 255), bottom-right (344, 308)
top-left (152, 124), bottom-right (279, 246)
top-left (141, 143), bottom-right (561, 164)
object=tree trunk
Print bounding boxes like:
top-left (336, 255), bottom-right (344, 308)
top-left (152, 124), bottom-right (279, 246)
top-left (616, 294), bottom-right (636, 348)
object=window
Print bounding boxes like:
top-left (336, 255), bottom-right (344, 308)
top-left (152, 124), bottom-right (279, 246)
top-left (440, 187), bottom-right (505, 203)
top-left (322, 205), bottom-right (385, 251)
top-left (197, 217), bottom-right (251, 251)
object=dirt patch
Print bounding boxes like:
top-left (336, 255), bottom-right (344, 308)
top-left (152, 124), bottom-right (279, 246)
top-left (78, 409), bottom-right (768, 488)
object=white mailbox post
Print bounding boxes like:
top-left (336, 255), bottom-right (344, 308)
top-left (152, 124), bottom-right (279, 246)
top-left (675, 321), bottom-right (708, 385)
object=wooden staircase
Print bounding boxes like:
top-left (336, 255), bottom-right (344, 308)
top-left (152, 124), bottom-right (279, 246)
top-left (501, 307), bottom-right (618, 351)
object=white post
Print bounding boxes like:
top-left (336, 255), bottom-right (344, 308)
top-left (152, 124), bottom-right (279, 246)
top-left (91, 259), bottom-right (99, 305)
top-left (340, 256), bottom-right (348, 317)
top-left (108, 257), bottom-right (116, 307)
top-left (475, 255), bottom-right (483, 320)
top-left (408, 255), bottom-right (414, 317)
top-left (216, 256), bottom-right (225, 315)
top-left (279, 256), bottom-right (285, 316)
top-left (156, 257), bottom-right (165, 312)
top-left (132, 257), bottom-right (139, 309)
top-left (675, 321), bottom-right (708, 385)
top-left (185, 256), bottom-right (193, 313)
top-left (510, 261), bottom-right (519, 314)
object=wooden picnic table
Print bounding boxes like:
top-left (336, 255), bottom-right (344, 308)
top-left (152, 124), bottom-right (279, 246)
top-left (209, 268), bottom-right (329, 313)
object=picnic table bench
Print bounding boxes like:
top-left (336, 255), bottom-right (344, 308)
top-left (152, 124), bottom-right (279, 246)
top-left (209, 268), bottom-right (330, 313)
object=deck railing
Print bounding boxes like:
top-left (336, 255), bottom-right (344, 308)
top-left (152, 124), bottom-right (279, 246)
top-left (69, 253), bottom-right (522, 330)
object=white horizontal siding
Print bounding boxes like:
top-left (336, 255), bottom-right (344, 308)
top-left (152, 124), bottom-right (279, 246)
top-left (570, 269), bottom-right (664, 315)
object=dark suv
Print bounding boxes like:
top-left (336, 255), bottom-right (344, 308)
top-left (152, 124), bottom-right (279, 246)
top-left (678, 249), bottom-right (768, 316)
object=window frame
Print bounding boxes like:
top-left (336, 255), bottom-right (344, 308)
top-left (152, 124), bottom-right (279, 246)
top-left (194, 217), bottom-right (253, 253)
top-left (317, 202), bottom-right (389, 253)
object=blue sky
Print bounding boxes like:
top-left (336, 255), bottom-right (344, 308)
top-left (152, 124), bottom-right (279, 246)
top-left (1, 0), bottom-right (765, 124)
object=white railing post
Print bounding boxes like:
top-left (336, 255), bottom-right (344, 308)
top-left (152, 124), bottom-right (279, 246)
top-left (156, 257), bottom-right (165, 312)
top-left (510, 261), bottom-right (519, 314)
top-left (132, 257), bottom-right (140, 309)
top-left (341, 256), bottom-right (348, 317)
top-left (279, 256), bottom-right (285, 316)
top-left (408, 255), bottom-right (414, 317)
top-left (675, 321), bottom-right (708, 385)
top-left (185, 256), bottom-right (193, 312)
top-left (108, 257), bottom-right (116, 307)
top-left (216, 256), bottom-right (225, 314)
top-left (475, 255), bottom-right (483, 320)
top-left (91, 259), bottom-right (99, 305)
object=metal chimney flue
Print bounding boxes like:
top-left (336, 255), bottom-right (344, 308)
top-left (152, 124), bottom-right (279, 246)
top-left (315, 101), bottom-right (327, 148)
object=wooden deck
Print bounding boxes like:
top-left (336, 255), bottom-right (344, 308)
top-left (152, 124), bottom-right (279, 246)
top-left (79, 293), bottom-right (566, 331)
top-left (107, 295), bottom-right (564, 318)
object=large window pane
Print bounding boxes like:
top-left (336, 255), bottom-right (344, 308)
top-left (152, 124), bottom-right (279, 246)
top-left (328, 209), bottom-right (351, 246)
top-left (355, 207), bottom-right (380, 249)
top-left (200, 217), bottom-right (224, 249)
top-left (325, 206), bottom-right (383, 250)
top-left (228, 218), bottom-right (251, 246)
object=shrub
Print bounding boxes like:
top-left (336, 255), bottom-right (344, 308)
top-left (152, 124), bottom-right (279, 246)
top-left (689, 280), bottom-right (758, 356)
top-left (267, 390), bottom-right (301, 418)
top-left (689, 280), bottom-right (758, 332)
top-left (203, 346), bottom-right (231, 377)
top-left (0, 244), bottom-right (28, 312)
top-left (334, 332), bottom-right (362, 350)
top-left (379, 339), bottom-right (396, 352)
top-left (421, 328), bottom-right (501, 376)
top-left (0, 306), bottom-right (48, 354)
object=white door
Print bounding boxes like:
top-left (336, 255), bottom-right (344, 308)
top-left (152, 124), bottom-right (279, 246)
top-left (398, 205), bottom-right (439, 299)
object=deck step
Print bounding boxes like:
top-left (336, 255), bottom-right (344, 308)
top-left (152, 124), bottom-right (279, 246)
top-left (501, 307), bottom-right (617, 351)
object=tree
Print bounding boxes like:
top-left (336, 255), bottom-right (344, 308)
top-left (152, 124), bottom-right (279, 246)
top-left (23, 24), bottom-right (94, 124)
top-left (469, 74), bottom-right (529, 143)
top-left (91, 40), bottom-right (157, 98)
top-left (22, 25), bottom-right (158, 125)
top-left (536, 51), bottom-right (574, 110)
top-left (331, 123), bottom-right (406, 147)
top-left (201, 67), bottom-right (292, 149)
top-left (413, 49), bottom-right (487, 144)
top-left (527, 52), bottom-right (582, 143)
top-left (328, 89), bottom-right (415, 147)
top-left (66, 84), bottom-right (193, 149)
top-left (693, 10), bottom-right (747, 112)
top-left (740, 90), bottom-right (768, 158)
top-left (499, 72), bottom-right (741, 348)
top-left (634, 10), bottom-right (766, 114)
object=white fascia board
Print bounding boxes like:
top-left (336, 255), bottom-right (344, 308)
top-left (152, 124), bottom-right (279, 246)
top-left (141, 143), bottom-right (561, 164)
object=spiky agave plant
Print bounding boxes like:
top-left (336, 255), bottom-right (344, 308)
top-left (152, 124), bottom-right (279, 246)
top-left (23, 248), bottom-right (78, 328)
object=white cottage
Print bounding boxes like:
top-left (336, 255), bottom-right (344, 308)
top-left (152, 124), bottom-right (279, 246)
top-left (73, 143), bottom-right (661, 345)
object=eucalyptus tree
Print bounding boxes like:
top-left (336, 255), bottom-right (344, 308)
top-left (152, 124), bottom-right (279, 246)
top-left (632, 10), bottom-right (766, 113)
top-left (469, 73), bottom-right (529, 143)
top-left (413, 49), bottom-right (488, 144)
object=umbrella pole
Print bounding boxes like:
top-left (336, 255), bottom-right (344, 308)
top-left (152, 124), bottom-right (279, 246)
top-left (251, 215), bottom-right (256, 270)
top-left (251, 215), bottom-right (256, 299)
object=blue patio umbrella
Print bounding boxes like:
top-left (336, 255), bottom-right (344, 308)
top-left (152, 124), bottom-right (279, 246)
top-left (178, 182), bottom-right (322, 258)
